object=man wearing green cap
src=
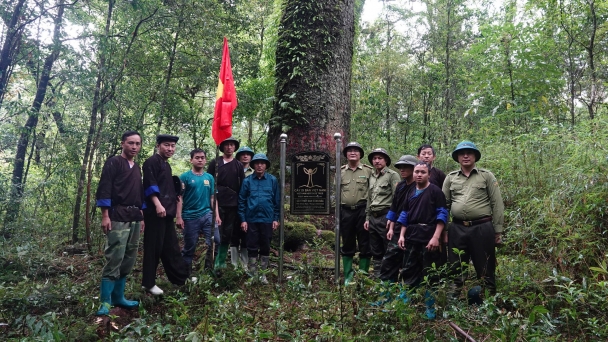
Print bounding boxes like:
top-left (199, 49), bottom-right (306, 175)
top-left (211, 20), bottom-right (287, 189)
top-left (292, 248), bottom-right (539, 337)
top-left (364, 148), bottom-right (401, 278)
top-left (443, 141), bottom-right (504, 298)
top-left (339, 142), bottom-right (373, 285)
top-left (207, 137), bottom-right (246, 271)
top-left (231, 146), bottom-right (255, 268)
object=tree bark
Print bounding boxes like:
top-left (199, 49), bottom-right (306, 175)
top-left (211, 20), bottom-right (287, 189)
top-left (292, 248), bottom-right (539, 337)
top-left (3, 0), bottom-right (65, 234)
top-left (267, 0), bottom-right (355, 162)
top-left (0, 0), bottom-right (26, 110)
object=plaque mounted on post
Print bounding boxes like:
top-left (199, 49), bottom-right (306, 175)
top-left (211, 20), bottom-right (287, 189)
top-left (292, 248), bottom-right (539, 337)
top-left (290, 151), bottom-right (331, 215)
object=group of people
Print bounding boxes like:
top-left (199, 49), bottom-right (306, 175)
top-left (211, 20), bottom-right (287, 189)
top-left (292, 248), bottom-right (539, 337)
top-left (339, 141), bottom-right (504, 319)
top-left (93, 131), bottom-right (504, 321)
top-left (94, 132), bottom-right (279, 316)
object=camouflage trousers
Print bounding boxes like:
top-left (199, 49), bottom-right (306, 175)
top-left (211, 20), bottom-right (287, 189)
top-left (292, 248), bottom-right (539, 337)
top-left (102, 221), bottom-right (141, 280)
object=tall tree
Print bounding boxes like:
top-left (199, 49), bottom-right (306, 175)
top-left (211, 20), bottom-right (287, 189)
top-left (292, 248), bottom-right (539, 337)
top-left (267, 0), bottom-right (357, 160)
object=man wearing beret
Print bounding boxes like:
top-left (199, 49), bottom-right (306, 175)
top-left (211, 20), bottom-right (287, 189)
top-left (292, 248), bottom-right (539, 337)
top-left (141, 134), bottom-right (191, 295)
top-left (207, 137), bottom-right (246, 271)
top-left (443, 141), bottom-right (504, 300)
top-left (364, 148), bottom-right (401, 278)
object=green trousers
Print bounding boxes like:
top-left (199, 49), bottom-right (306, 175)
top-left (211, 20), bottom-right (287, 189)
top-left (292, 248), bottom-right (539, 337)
top-left (102, 221), bottom-right (140, 280)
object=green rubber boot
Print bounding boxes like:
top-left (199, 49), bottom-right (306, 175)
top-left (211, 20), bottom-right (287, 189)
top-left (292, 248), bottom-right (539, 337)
top-left (95, 278), bottom-right (115, 316)
top-left (343, 256), bottom-right (354, 286)
top-left (111, 277), bottom-right (138, 309)
top-left (214, 244), bottom-right (229, 270)
top-left (359, 257), bottom-right (371, 275)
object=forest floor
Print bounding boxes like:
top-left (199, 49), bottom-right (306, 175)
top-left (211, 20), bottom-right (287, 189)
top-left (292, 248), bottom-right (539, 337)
top-left (0, 235), bottom-right (603, 341)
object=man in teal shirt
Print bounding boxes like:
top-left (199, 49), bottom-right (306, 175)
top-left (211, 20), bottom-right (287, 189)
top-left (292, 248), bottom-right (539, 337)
top-left (176, 149), bottom-right (220, 272)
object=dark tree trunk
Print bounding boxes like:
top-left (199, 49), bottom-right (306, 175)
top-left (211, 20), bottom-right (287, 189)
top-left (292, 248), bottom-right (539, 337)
top-left (0, 0), bottom-right (26, 109)
top-left (267, 0), bottom-right (355, 162)
top-left (3, 0), bottom-right (65, 234)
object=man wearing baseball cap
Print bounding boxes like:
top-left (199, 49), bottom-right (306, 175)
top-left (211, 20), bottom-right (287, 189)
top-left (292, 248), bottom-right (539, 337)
top-left (339, 142), bottom-right (373, 285)
top-left (364, 148), bottom-right (401, 278)
top-left (443, 141), bottom-right (504, 301)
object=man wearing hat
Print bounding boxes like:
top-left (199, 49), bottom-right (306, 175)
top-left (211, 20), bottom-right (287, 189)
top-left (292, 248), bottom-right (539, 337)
top-left (339, 142), bottom-right (373, 285)
top-left (379, 155), bottom-right (418, 284)
top-left (364, 148), bottom-right (401, 278)
top-left (207, 137), bottom-right (246, 271)
top-left (238, 153), bottom-right (280, 284)
top-left (231, 146), bottom-right (255, 268)
top-left (141, 134), bottom-right (191, 295)
top-left (94, 131), bottom-right (145, 315)
top-left (443, 141), bottom-right (504, 299)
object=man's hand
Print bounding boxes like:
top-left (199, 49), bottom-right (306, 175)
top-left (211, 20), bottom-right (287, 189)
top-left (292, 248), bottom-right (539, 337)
top-left (272, 221), bottom-right (279, 230)
top-left (156, 204), bottom-right (166, 217)
top-left (140, 220), bottom-right (145, 233)
top-left (241, 222), bottom-right (248, 232)
top-left (364, 220), bottom-right (369, 231)
top-left (426, 236), bottom-right (440, 251)
top-left (398, 236), bottom-right (406, 250)
top-left (495, 233), bottom-right (503, 245)
top-left (176, 217), bottom-right (184, 229)
top-left (385, 220), bottom-right (393, 230)
top-left (101, 216), bottom-right (111, 234)
top-left (386, 228), bottom-right (394, 240)
top-left (216, 215), bottom-right (222, 226)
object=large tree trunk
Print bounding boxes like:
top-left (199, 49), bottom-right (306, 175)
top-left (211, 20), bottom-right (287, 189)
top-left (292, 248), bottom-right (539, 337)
top-left (3, 0), bottom-right (65, 234)
top-left (267, 0), bottom-right (355, 161)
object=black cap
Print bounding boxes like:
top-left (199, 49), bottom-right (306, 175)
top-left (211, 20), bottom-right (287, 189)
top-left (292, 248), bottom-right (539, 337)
top-left (156, 134), bottom-right (179, 144)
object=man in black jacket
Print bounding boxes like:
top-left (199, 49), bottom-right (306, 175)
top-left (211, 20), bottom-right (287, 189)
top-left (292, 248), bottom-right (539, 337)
top-left (207, 137), bottom-right (246, 270)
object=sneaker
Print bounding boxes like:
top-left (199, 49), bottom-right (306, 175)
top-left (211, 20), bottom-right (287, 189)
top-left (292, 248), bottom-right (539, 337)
top-left (142, 285), bottom-right (164, 295)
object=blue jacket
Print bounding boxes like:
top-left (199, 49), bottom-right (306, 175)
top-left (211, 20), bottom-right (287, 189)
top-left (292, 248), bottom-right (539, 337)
top-left (238, 172), bottom-right (280, 223)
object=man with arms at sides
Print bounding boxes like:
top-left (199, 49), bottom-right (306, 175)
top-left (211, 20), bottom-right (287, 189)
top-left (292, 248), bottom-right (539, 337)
top-left (238, 154), bottom-right (280, 284)
top-left (339, 142), bottom-right (373, 285)
top-left (374, 155), bottom-right (418, 303)
top-left (417, 144), bottom-right (446, 188)
top-left (443, 141), bottom-right (504, 302)
top-left (364, 148), bottom-right (401, 278)
top-left (95, 131), bottom-right (145, 315)
top-left (207, 137), bottom-right (246, 272)
top-left (141, 134), bottom-right (191, 295)
top-left (176, 149), bottom-right (221, 273)
top-left (231, 146), bottom-right (255, 268)
top-left (397, 161), bottom-right (448, 319)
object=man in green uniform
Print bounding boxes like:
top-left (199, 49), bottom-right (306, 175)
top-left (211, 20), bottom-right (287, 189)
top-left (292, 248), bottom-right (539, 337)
top-left (231, 146), bottom-right (255, 268)
top-left (443, 141), bottom-right (504, 299)
top-left (364, 148), bottom-right (401, 278)
top-left (340, 142), bottom-right (373, 285)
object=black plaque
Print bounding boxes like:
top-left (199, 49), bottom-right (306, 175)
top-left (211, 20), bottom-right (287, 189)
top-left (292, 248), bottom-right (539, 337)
top-left (290, 151), bottom-right (330, 215)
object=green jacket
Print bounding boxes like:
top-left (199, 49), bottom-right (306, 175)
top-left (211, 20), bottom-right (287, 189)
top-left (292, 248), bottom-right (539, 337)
top-left (366, 167), bottom-right (400, 220)
top-left (442, 167), bottom-right (504, 233)
top-left (340, 163), bottom-right (373, 206)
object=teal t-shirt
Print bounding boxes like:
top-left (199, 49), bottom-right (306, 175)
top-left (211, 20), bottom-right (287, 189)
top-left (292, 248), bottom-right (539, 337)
top-left (180, 170), bottom-right (214, 220)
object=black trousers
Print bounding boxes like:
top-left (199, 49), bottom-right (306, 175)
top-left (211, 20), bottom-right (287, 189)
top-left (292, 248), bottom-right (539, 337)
top-left (230, 220), bottom-right (247, 249)
top-left (401, 240), bottom-right (444, 287)
top-left (219, 206), bottom-right (238, 246)
top-left (368, 214), bottom-right (389, 261)
top-left (340, 205), bottom-right (371, 258)
top-left (448, 221), bottom-right (497, 292)
top-left (379, 229), bottom-right (403, 282)
top-left (142, 214), bottom-right (190, 288)
top-left (246, 222), bottom-right (273, 259)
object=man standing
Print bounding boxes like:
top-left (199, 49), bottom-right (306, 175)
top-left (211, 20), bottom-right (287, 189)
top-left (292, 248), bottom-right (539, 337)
top-left (176, 149), bottom-right (220, 272)
top-left (379, 155), bottom-right (418, 283)
top-left (417, 144), bottom-right (446, 188)
top-left (364, 148), bottom-right (401, 278)
top-left (443, 141), bottom-right (504, 299)
top-left (396, 161), bottom-right (449, 319)
top-left (207, 137), bottom-right (246, 271)
top-left (339, 142), bottom-right (373, 285)
top-left (239, 153), bottom-right (280, 284)
top-left (141, 134), bottom-right (190, 295)
top-left (231, 146), bottom-right (255, 268)
top-left (95, 131), bottom-right (145, 315)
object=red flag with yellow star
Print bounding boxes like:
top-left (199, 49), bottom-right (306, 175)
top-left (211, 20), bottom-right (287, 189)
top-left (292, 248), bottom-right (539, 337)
top-left (212, 37), bottom-right (237, 146)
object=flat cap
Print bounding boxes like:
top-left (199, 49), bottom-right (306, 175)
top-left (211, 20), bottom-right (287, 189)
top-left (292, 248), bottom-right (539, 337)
top-left (156, 134), bottom-right (179, 144)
